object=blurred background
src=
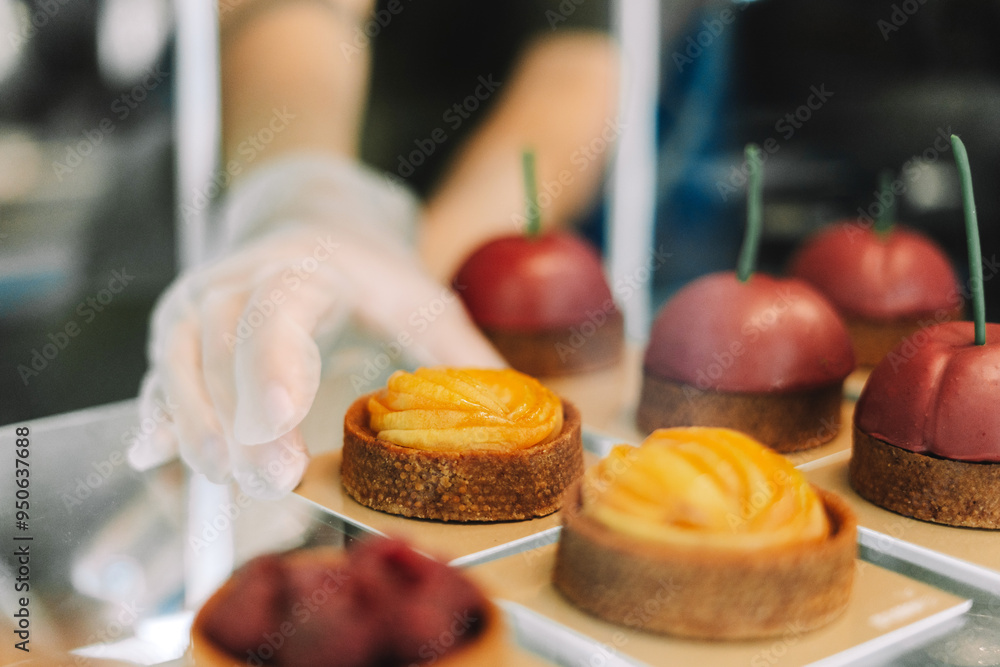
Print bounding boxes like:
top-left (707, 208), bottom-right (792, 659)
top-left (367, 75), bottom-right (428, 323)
top-left (2, 0), bottom-right (999, 424)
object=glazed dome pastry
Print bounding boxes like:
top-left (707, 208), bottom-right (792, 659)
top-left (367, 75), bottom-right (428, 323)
top-left (790, 172), bottom-right (962, 367)
top-left (553, 427), bottom-right (856, 640)
top-left (342, 367), bottom-right (583, 521)
top-left (850, 136), bottom-right (1000, 529)
top-left (638, 145), bottom-right (855, 451)
top-left (452, 151), bottom-right (624, 377)
top-left (190, 537), bottom-right (506, 667)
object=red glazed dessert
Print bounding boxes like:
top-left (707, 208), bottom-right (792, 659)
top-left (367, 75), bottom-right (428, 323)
top-left (190, 538), bottom-right (506, 666)
top-left (790, 223), bottom-right (962, 366)
top-left (453, 232), bottom-right (624, 376)
top-left (850, 321), bottom-right (1000, 528)
top-left (636, 271), bottom-right (856, 452)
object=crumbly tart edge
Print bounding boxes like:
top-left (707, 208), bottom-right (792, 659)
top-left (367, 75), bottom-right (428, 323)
top-left (553, 481), bottom-right (857, 640)
top-left (850, 426), bottom-right (1000, 529)
top-left (481, 309), bottom-right (625, 377)
top-left (341, 395), bottom-right (584, 522)
top-left (636, 373), bottom-right (844, 453)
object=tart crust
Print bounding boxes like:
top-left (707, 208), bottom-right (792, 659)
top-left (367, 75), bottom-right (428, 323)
top-left (189, 555), bottom-right (507, 667)
top-left (342, 395), bottom-right (584, 522)
top-left (480, 310), bottom-right (624, 377)
top-left (850, 426), bottom-right (1000, 529)
top-left (845, 307), bottom-right (962, 367)
top-left (636, 374), bottom-right (843, 452)
top-left (553, 481), bottom-right (857, 640)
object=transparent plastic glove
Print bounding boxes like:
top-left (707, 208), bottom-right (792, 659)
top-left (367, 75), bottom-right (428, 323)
top-left (129, 155), bottom-right (505, 498)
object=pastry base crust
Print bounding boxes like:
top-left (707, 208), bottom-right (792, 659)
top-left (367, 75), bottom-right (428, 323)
top-left (846, 307), bottom-right (962, 367)
top-left (553, 482), bottom-right (857, 640)
top-left (850, 427), bottom-right (1000, 529)
top-left (341, 396), bottom-right (584, 522)
top-left (189, 556), bottom-right (507, 667)
top-left (635, 374), bottom-right (843, 452)
top-left (481, 310), bottom-right (624, 377)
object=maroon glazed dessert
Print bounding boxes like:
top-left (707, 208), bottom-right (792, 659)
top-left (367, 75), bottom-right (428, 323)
top-left (637, 272), bottom-right (855, 452)
top-left (454, 231), bottom-right (624, 376)
top-left (850, 322), bottom-right (1000, 528)
top-left (850, 136), bottom-right (1000, 528)
top-left (790, 223), bottom-right (962, 366)
top-left (638, 144), bottom-right (854, 452)
top-left (190, 538), bottom-right (505, 667)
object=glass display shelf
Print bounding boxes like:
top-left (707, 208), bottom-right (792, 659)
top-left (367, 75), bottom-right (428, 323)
top-left (1, 379), bottom-right (998, 666)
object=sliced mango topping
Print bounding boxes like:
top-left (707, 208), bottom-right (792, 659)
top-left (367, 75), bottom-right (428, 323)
top-left (369, 367), bottom-right (563, 452)
top-left (582, 427), bottom-right (829, 550)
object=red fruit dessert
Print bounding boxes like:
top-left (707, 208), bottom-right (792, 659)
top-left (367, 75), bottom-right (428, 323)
top-left (190, 537), bottom-right (505, 667)
top-left (453, 232), bottom-right (624, 376)
top-left (850, 321), bottom-right (1000, 528)
top-left (636, 272), bottom-right (856, 452)
top-left (790, 223), bottom-right (963, 366)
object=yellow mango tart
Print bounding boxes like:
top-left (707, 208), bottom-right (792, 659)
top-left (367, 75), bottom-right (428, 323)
top-left (368, 368), bottom-right (564, 452)
top-left (554, 427), bottom-right (856, 640)
top-left (342, 367), bottom-right (583, 521)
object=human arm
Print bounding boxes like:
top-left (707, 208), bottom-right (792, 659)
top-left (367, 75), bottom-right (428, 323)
top-left (419, 31), bottom-right (619, 282)
top-left (131, 0), bottom-right (504, 497)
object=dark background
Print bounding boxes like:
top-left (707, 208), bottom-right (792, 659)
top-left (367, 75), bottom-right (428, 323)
top-left (2, 0), bottom-right (999, 424)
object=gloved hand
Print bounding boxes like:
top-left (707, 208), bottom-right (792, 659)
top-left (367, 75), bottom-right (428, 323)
top-left (128, 155), bottom-right (505, 498)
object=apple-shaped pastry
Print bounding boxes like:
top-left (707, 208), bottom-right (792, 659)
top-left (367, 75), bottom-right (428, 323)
top-left (851, 135), bottom-right (1000, 528)
top-left (637, 145), bottom-right (855, 452)
top-left (790, 172), bottom-right (963, 366)
top-left (453, 151), bottom-right (623, 376)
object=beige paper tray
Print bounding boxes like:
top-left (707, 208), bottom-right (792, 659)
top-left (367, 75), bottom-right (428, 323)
top-left (803, 449), bottom-right (1000, 591)
top-left (843, 367), bottom-right (871, 401)
top-left (295, 450), bottom-right (599, 566)
top-left (471, 544), bottom-right (970, 667)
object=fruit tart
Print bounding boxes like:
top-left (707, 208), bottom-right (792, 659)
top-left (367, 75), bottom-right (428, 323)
top-left (637, 146), bottom-right (855, 451)
top-left (554, 427), bottom-right (856, 640)
top-left (850, 136), bottom-right (1000, 529)
top-left (851, 322), bottom-right (1000, 528)
top-left (342, 367), bottom-right (583, 521)
top-left (190, 537), bottom-right (505, 667)
top-left (790, 220), bottom-right (961, 367)
top-left (454, 231), bottom-right (624, 377)
top-left (452, 151), bottom-right (623, 377)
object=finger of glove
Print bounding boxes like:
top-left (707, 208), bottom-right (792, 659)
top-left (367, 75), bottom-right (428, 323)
top-left (197, 283), bottom-right (263, 476)
top-left (336, 243), bottom-right (506, 368)
top-left (127, 372), bottom-right (180, 471)
top-left (231, 268), bottom-right (351, 445)
top-left (231, 428), bottom-right (310, 500)
top-left (157, 307), bottom-right (231, 483)
top-left (401, 286), bottom-right (507, 367)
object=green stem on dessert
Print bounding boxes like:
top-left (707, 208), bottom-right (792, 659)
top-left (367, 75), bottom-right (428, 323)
top-left (522, 149), bottom-right (541, 238)
top-left (737, 143), bottom-right (763, 283)
top-left (874, 169), bottom-right (896, 238)
top-left (951, 134), bottom-right (986, 346)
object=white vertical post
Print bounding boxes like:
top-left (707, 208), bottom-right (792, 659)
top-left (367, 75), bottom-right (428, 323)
top-left (607, 0), bottom-right (661, 342)
top-left (174, 0), bottom-right (232, 609)
top-left (174, 0), bottom-right (220, 269)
